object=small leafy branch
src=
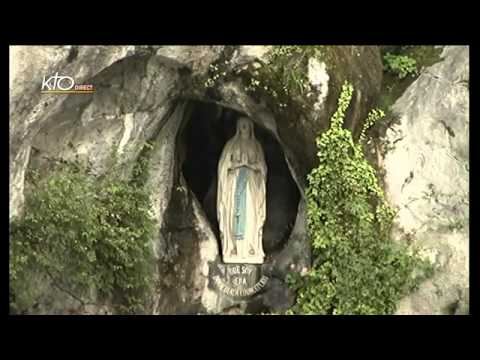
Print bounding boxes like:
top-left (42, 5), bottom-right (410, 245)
top-left (383, 53), bottom-right (418, 79)
top-left (286, 81), bottom-right (432, 315)
top-left (359, 108), bottom-right (385, 144)
top-left (204, 61), bottom-right (231, 88)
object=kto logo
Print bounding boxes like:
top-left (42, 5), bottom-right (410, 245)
top-left (41, 72), bottom-right (94, 94)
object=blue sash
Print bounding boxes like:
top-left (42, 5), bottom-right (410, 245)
top-left (233, 166), bottom-right (248, 240)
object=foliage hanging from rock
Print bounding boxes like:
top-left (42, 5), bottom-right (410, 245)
top-left (9, 160), bottom-right (156, 314)
top-left (286, 81), bottom-right (433, 315)
top-left (383, 52), bottom-right (418, 79)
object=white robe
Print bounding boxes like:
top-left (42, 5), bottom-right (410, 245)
top-left (217, 136), bottom-right (267, 264)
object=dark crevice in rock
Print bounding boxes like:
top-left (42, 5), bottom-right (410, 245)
top-left (155, 170), bottom-right (203, 314)
top-left (446, 300), bottom-right (459, 315)
top-left (177, 99), bottom-right (300, 256)
top-left (260, 276), bottom-right (295, 312)
top-left (440, 120), bottom-right (456, 137)
top-left (244, 297), bottom-right (269, 314)
top-left (66, 46), bottom-right (79, 63)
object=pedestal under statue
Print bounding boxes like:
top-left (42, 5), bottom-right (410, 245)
top-left (217, 117), bottom-right (267, 264)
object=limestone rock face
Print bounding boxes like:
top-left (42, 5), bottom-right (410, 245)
top-left (9, 45), bottom-right (384, 314)
top-left (10, 46), bottom-right (150, 219)
top-left (382, 46), bottom-right (469, 315)
top-left (156, 46), bottom-right (224, 76)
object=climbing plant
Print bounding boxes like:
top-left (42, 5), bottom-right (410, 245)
top-left (10, 153), bottom-right (156, 314)
top-left (286, 81), bottom-right (433, 315)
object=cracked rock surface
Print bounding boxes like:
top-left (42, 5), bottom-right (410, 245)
top-left (382, 46), bottom-right (469, 315)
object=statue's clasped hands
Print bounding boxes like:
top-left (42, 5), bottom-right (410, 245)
top-left (230, 159), bottom-right (258, 172)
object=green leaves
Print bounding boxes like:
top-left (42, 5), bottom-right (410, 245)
top-left (359, 108), bottom-right (385, 143)
top-left (10, 162), bottom-right (156, 314)
top-left (383, 53), bottom-right (418, 79)
top-left (286, 81), bottom-right (429, 315)
top-left (331, 82), bottom-right (354, 130)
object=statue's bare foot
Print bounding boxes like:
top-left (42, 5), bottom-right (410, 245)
top-left (231, 248), bottom-right (237, 256)
top-left (249, 247), bottom-right (255, 255)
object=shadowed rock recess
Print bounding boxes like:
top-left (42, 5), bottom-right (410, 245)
top-left (179, 100), bottom-right (300, 254)
top-left (9, 45), bottom-right (468, 314)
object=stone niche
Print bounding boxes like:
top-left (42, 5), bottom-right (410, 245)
top-left (178, 100), bottom-right (301, 257)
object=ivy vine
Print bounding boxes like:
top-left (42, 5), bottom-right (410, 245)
top-left (286, 81), bottom-right (433, 315)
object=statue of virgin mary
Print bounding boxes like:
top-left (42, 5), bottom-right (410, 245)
top-left (217, 117), bottom-right (267, 264)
